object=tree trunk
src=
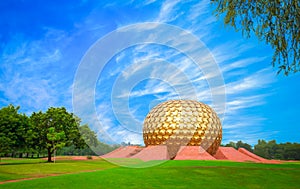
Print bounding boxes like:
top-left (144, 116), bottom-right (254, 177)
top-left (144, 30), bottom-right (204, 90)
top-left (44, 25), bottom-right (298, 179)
top-left (47, 148), bottom-right (52, 162)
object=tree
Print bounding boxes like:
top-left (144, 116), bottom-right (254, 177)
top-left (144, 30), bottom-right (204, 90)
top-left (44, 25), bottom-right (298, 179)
top-left (30, 107), bottom-right (84, 162)
top-left (225, 141), bottom-right (237, 148)
top-left (254, 139), bottom-right (269, 158)
top-left (254, 140), bottom-right (300, 160)
top-left (224, 141), bottom-right (253, 152)
top-left (266, 140), bottom-right (278, 159)
top-left (211, 0), bottom-right (299, 75)
top-left (236, 140), bottom-right (253, 152)
top-left (78, 124), bottom-right (119, 155)
top-left (47, 127), bottom-right (66, 162)
top-left (0, 105), bottom-right (30, 159)
top-left (56, 124), bottom-right (120, 156)
top-left (0, 105), bottom-right (18, 157)
top-left (282, 142), bottom-right (300, 160)
top-left (78, 124), bottom-right (98, 148)
top-left (30, 111), bottom-right (46, 156)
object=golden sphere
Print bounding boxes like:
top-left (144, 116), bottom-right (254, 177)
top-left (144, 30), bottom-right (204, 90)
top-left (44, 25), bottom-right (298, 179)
top-left (143, 100), bottom-right (222, 158)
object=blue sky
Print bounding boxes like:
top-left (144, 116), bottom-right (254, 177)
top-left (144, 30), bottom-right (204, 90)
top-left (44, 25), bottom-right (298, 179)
top-left (0, 0), bottom-right (299, 146)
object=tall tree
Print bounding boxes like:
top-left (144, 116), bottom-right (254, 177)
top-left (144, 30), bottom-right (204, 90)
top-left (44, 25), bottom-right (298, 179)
top-left (57, 124), bottom-right (119, 156)
top-left (266, 140), bottom-right (278, 159)
top-left (47, 127), bottom-right (66, 161)
top-left (30, 111), bottom-right (46, 156)
top-left (236, 140), bottom-right (253, 152)
top-left (0, 105), bottom-right (30, 158)
top-left (254, 139), bottom-right (269, 158)
top-left (225, 141), bottom-right (237, 148)
top-left (30, 107), bottom-right (84, 162)
top-left (211, 0), bottom-right (299, 75)
top-left (282, 142), bottom-right (300, 160)
top-left (78, 124), bottom-right (118, 155)
top-left (79, 124), bottom-right (98, 148)
top-left (224, 141), bottom-right (253, 152)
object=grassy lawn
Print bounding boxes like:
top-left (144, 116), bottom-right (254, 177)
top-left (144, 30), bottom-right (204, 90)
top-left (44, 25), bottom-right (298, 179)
top-left (0, 158), bottom-right (300, 188)
top-left (0, 157), bottom-right (116, 182)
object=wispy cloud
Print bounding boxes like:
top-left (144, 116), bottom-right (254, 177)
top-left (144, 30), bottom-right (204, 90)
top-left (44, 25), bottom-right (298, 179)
top-left (226, 68), bottom-right (276, 95)
top-left (155, 0), bottom-right (181, 22)
top-left (0, 34), bottom-right (69, 113)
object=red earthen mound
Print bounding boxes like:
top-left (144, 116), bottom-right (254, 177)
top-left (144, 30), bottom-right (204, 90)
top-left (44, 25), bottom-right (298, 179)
top-left (214, 147), bottom-right (260, 162)
top-left (174, 146), bottom-right (216, 160)
top-left (101, 146), bottom-right (281, 164)
top-left (238, 148), bottom-right (281, 164)
top-left (130, 145), bottom-right (169, 161)
top-left (101, 146), bottom-right (142, 158)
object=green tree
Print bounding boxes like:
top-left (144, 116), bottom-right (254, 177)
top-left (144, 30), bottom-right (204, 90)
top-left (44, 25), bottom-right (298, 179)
top-left (283, 142), bottom-right (300, 160)
top-left (266, 140), bottom-right (278, 159)
top-left (78, 124), bottom-right (119, 155)
top-left (254, 140), bottom-right (300, 160)
top-left (0, 105), bottom-right (17, 157)
top-left (0, 105), bottom-right (30, 159)
top-left (79, 124), bottom-right (98, 147)
top-left (225, 141), bottom-right (237, 148)
top-left (274, 143), bottom-right (284, 159)
top-left (211, 0), bottom-right (299, 75)
top-left (47, 127), bottom-right (66, 161)
top-left (254, 139), bottom-right (269, 158)
top-left (223, 141), bottom-right (253, 152)
top-left (30, 107), bottom-right (84, 162)
top-left (57, 124), bottom-right (120, 156)
top-left (30, 111), bottom-right (46, 156)
top-left (236, 140), bottom-right (253, 152)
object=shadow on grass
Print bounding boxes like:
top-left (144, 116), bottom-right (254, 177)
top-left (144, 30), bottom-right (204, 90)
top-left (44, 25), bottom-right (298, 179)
top-left (0, 158), bottom-right (56, 166)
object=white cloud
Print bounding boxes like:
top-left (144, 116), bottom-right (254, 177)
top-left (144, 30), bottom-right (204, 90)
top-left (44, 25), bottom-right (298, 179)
top-left (187, 0), bottom-right (210, 21)
top-left (222, 57), bottom-right (268, 73)
top-left (155, 0), bottom-right (181, 22)
top-left (226, 68), bottom-right (275, 95)
top-left (0, 34), bottom-right (71, 113)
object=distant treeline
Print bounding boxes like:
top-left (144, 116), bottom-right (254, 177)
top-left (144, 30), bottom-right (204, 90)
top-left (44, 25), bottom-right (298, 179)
top-left (222, 140), bottom-right (300, 160)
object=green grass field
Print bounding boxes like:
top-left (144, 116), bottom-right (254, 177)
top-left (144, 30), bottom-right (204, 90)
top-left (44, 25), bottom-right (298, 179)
top-left (0, 158), bottom-right (300, 189)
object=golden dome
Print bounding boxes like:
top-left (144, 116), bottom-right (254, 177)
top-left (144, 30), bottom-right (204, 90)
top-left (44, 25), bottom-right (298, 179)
top-left (143, 100), bottom-right (222, 158)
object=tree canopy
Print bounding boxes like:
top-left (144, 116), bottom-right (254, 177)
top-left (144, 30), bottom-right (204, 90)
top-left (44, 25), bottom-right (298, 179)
top-left (211, 0), bottom-right (299, 75)
top-left (0, 105), bottom-right (31, 158)
top-left (223, 140), bottom-right (300, 160)
top-left (254, 139), bottom-right (300, 160)
top-left (224, 140), bottom-right (253, 152)
top-left (30, 107), bottom-right (85, 162)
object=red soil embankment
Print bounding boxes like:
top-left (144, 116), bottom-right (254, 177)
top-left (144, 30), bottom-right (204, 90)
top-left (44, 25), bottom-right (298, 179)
top-left (101, 146), bottom-right (141, 158)
top-left (130, 145), bottom-right (169, 161)
top-left (214, 147), bottom-right (260, 162)
top-left (174, 146), bottom-right (216, 160)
